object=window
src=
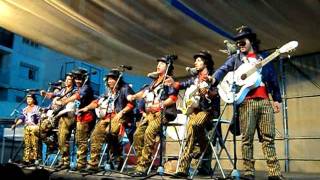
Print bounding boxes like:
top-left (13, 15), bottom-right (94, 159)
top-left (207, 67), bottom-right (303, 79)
top-left (19, 62), bottom-right (39, 81)
top-left (0, 88), bottom-right (8, 101)
top-left (15, 95), bottom-right (24, 103)
top-left (0, 28), bottom-right (13, 48)
top-left (0, 54), bottom-right (3, 69)
top-left (22, 37), bottom-right (40, 48)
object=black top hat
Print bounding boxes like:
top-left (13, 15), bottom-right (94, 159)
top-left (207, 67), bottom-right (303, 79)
top-left (72, 68), bottom-right (88, 79)
top-left (233, 25), bottom-right (256, 41)
top-left (105, 68), bottom-right (121, 79)
top-left (193, 50), bottom-right (213, 62)
top-left (157, 56), bottom-right (167, 63)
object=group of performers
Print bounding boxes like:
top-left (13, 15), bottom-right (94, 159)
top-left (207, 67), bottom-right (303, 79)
top-left (10, 26), bottom-right (285, 180)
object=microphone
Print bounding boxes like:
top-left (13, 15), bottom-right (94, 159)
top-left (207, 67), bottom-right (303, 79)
top-left (48, 80), bottom-right (63, 86)
top-left (224, 40), bottom-right (238, 55)
top-left (119, 65), bottom-right (132, 70)
top-left (185, 67), bottom-right (198, 76)
top-left (147, 72), bottom-right (160, 79)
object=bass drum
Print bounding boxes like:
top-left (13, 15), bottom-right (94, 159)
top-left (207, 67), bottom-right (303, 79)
top-left (166, 114), bottom-right (188, 141)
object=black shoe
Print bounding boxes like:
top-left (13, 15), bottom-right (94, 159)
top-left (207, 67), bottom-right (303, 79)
top-left (21, 161), bottom-right (31, 166)
top-left (70, 165), bottom-right (85, 172)
top-left (85, 166), bottom-right (100, 173)
top-left (172, 172), bottom-right (188, 178)
top-left (56, 163), bottom-right (69, 170)
top-left (130, 171), bottom-right (147, 177)
top-left (197, 168), bottom-right (212, 176)
top-left (243, 174), bottom-right (255, 180)
top-left (268, 175), bottom-right (285, 180)
top-left (117, 158), bottom-right (124, 171)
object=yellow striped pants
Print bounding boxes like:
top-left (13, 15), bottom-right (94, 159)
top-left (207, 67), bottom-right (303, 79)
top-left (177, 111), bottom-right (210, 174)
top-left (58, 116), bottom-right (75, 165)
top-left (239, 99), bottom-right (281, 176)
top-left (88, 117), bottom-right (122, 168)
top-left (133, 112), bottom-right (162, 172)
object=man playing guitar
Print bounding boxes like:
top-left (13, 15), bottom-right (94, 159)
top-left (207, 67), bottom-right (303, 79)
top-left (40, 72), bottom-right (76, 170)
top-left (211, 26), bottom-right (284, 180)
top-left (165, 50), bottom-right (219, 178)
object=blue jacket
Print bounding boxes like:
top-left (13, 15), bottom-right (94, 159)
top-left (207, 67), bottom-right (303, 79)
top-left (102, 83), bottom-right (135, 114)
top-left (213, 52), bottom-right (282, 103)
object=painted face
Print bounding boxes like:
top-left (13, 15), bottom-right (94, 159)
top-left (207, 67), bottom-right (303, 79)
top-left (236, 38), bottom-right (253, 53)
top-left (65, 75), bottom-right (73, 87)
top-left (107, 76), bottom-right (117, 89)
top-left (26, 97), bottom-right (34, 106)
top-left (156, 61), bottom-right (167, 74)
top-left (194, 57), bottom-right (206, 71)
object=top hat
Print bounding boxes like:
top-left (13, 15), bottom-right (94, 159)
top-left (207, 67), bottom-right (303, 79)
top-left (233, 25), bottom-right (256, 41)
top-left (105, 68), bottom-right (121, 80)
top-left (72, 68), bottom-right (88, 79)
top-left (193, 50), bottom-right (214, 67)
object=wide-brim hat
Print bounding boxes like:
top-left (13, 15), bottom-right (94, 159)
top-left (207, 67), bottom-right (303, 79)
top-left (233, 25), bottom-right (256, 41)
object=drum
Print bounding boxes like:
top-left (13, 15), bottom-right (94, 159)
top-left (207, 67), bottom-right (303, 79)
top-left (166, 114), bottom-right (188, 141)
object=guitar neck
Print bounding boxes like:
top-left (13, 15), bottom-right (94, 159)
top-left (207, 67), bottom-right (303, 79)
top-left (246, 49), bottom-right (281, 76)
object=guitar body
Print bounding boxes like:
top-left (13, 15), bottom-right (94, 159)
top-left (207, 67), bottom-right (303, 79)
top-left (218, 62), bottom-right (262, 104)
top-left (180, 81), bottom-right (209, 115)
top-left (180, 84), bottom-right (200, 115)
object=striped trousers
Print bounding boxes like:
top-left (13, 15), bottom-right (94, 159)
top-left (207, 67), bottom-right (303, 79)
top-left (133, 112), bottom-right (162, 172)
top-left (58, 116), bottom-right (75, 166)
top-left (239, 99), bottom-right (281, 176)
top-left (177, 111), bottom-right (210, 174)
top-left (88, 117), bottom-right (122, 168)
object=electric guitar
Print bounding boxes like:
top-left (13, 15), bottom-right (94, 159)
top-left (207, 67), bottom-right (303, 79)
top-left (218, 41), bottom-right (298, 104)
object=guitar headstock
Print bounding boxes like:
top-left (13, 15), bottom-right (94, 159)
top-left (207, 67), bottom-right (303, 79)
top-left (279, 41), bottom-right (299, 54)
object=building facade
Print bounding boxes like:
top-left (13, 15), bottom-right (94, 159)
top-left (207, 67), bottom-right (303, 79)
top-left (0, 27), bottom-right (150, 119)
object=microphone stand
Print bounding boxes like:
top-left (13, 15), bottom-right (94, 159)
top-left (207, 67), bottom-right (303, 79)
top-left (37, 85), bottom-right (53, 168)
top-left (8, 95), bottom-right (27, 163)
top-left (103, 68), bottom-right (125, 171)
top-left (142, 59), bottom-right (173, 179)
top-left (230, 51), bottom-right (241, 180)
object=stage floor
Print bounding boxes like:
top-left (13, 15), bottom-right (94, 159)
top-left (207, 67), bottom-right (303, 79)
top-left (18, 166), bottom-right (320, 180)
